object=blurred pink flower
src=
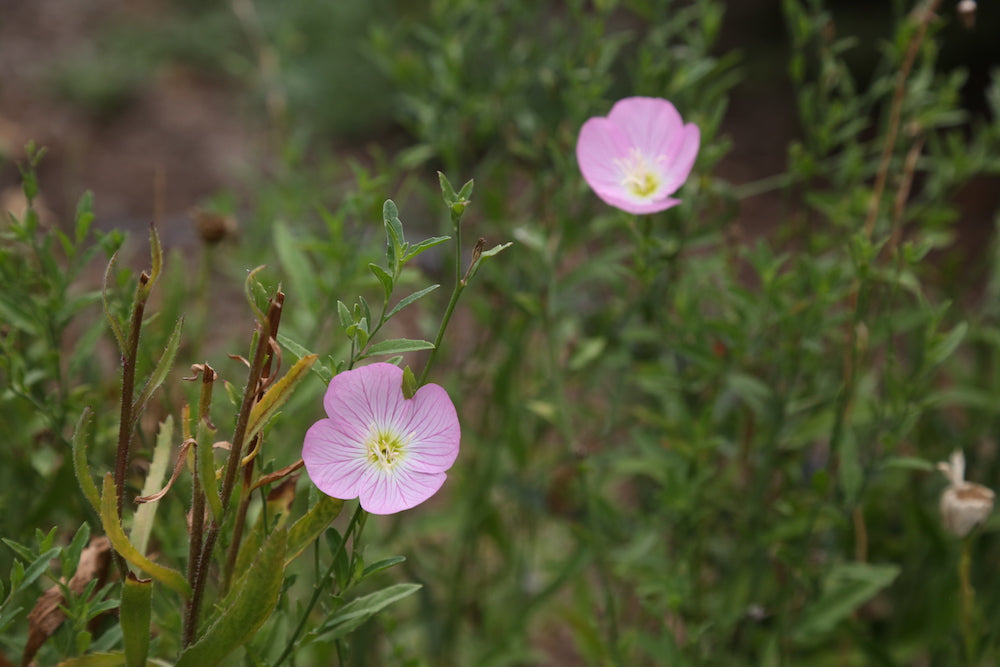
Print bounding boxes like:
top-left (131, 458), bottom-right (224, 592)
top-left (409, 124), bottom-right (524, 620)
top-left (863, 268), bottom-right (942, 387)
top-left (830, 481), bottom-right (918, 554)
top-left (576, 96), bottom-right (700, 214)
top-left (303, 363), bottom-right (460, 515)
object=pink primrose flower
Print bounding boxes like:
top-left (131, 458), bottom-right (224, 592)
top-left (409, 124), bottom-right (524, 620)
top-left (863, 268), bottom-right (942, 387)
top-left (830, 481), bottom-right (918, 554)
top-left (302, 363), bottom-right (460, 515)
top-left (576, 96), bottom-right (700, 215)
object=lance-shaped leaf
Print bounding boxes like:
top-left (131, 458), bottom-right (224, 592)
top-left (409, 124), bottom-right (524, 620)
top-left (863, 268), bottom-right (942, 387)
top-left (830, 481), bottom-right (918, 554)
top-left (56, 654), bottom-right (174, 667)
top-left (387, 284), bottom-right (440, 320)
top-left (311, 583), bottom-right (422, 642)
top-left (130, 417), bottom-right (174, 556)
top-left (176, 528), bottom-right (288, 667)
top-left (361, 338), bottom-right (435, 359)
top-left (99, 474), bottom-right (191, 599)
top-left (101, 250), bottom-right (126, 354)
top-left (121, 575), bottom-right (152, 667)
top-left (286, 494), bottom-right (344, 566)
top-left (197, 420), bottom-right (223, 524)
top-left (244, 354), bottom-right (318, 447)
top-left (72, 408), bottom-right (101, 515)
top-left (131, 317), bottom-right (183, 420)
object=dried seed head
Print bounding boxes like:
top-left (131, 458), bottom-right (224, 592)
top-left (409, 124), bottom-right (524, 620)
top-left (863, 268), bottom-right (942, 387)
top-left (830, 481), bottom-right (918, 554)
top-left (938, 450), bottom-right (994, 537)
top-left (191, 207), bottom-right (238, 244)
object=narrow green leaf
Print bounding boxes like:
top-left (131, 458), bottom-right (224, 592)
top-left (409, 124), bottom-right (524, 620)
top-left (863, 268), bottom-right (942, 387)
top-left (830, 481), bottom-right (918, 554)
top-left (313, 583), bottom-right (422, 641)
top-left (132, 317), bottom-right (184, 419)
top-left (387, 284), bottom-right (440, 320)
top-left (197, 419), bottom-right (223, 524)
top-left (148, 224), bottom-right (163, 288)
top-left (928, 321), bottom-right (968, 365)
top-left (99, 475), bottom-right (192, 599)
top-left (437, 171), bottom-right (458, 203)
top-left (131, 417), bottom-right (174, 556)
top-left (121, 575), bottom-right (152, 667)
top-left (176, 529), bottom-right (288, 667)
top-left (72, 408), bottom-right (101, 515)
top-left (245, 355), bottom-right (318, 445)
top-left (276, 333), bottom-right (314, 361)
top-left (402, 236), bottom-right (450, 263)
top-left (75, 191), bottom-right (95, 243)
top-left (792, 562), bottom-right (900, 645)
top-left (337, 300), bottom-right (352, 331)
top-left (361, 556), bottom-right (406, 579)
top-left (102, 251), bottom-right (126, 353)
top-left (362, 339), bottom-right (434, 359)
top-left (12, 548), bottom-right (61, 595)
top-left (369, 263), bottom-right (394, 300)
top-left (286, 494), bottom-right (344, 566)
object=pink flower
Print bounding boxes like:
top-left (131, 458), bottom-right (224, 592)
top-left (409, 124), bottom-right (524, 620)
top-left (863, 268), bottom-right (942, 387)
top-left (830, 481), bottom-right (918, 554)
top-left (302, 363), bottom-right (460, 515)
top-left (576, 96), bottom-right (700, 215)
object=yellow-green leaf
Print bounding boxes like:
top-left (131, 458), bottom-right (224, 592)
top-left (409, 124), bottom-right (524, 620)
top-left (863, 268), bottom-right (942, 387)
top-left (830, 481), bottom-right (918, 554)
top-left (99, 475), bottom-right (191, 599)
top-left (245, 354), bottom-right (317, 445)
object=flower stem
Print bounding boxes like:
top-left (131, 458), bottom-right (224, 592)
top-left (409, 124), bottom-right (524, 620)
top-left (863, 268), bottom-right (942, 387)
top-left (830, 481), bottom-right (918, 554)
top-left (418, 207), bottom-right (467, 386)
top-left (274, 503), bottom-right (366, 666)
top-left (959, 536), bottom-right (978, 664)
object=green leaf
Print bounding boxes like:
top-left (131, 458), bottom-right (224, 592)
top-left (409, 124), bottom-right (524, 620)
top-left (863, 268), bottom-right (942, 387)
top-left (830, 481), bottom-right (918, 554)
top-left (337, 300), bottom-right (353, 331)
top-left (72, 408), bottom-right (102, 516)
top-left (792, 562), bottom-right (900, 645)
top-left (245, 355), bottom-right (318, 446)
top-left (99, 475), bottom-right (191, 599)
top-left (369, 263), bottom-right (394, 300)
top-left (361, 556), bottom-right (406, 579)
top-left (12, 547), bottom-right (61, 595)
top-left (285, 495), bottom-right (344, 566)
top-left (131, 317), bottom-right (184, 420)
top-left (362, 338), bottom-right (435, 359)
top-left (403, 236), bottom-right (450, 263)
top-left (312, 583), bottom-right (422, 641)
top-left (121, 575), bottom-right (152, 667)
top-left (387, 284), bottom-right (440, 320)
top-left (102, 251), bottom-right (126, 353)
top-left (176, 529), bottom-right (288, 667)
top-left (131, 417), bottom-right (174, 556)
top-left (928, 321), bottom-right (968, 365)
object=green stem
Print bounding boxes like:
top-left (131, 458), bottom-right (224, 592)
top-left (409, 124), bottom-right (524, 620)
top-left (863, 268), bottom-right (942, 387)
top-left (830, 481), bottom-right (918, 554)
top-left (959, 536), bottom-right (978, 664)
top-left (275, 504), bottom-right (367, 666)
top-left (418, 209), bottom-right (466, 386)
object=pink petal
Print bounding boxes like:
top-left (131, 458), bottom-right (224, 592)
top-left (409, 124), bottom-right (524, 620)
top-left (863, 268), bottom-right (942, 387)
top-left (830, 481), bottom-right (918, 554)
top-left (302, 419), bottom-right (369, 500)
top-left (658, 123), bottom-right (700, 195)
top-left (607, 97), bottom-right (682, 160)
top-left (397, 383), bottom-right (460, 473)
top-left (360, 468), bottom-right (447, 515)
top-left (576, 117), bottom-right (632, 196)
top-left (594, 190), bottom-right (682, 215)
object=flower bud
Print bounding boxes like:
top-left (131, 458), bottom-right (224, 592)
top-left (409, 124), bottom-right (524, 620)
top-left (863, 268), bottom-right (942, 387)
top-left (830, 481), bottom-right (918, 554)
top-left (937, 450), bottom-right (994, 538)
top-left (957, 0), bottom-right (977, 30)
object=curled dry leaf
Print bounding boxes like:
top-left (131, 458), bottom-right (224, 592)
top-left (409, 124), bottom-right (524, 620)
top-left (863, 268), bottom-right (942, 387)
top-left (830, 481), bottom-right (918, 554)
top-left (22, 537), bottom-right (112, 665)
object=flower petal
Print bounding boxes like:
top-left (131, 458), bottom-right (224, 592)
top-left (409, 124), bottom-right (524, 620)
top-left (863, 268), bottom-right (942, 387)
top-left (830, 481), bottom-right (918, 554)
top-left (360, 469), bottom-right (448, 515)
top-left (302, 419), bottom-right (369, 500)
top-left (658, 123), bottom-right (700, 196)
top-left (397, 383), bottom-right (460, 473)
top-left (607, 97), bottom-right (682, 160)
top-left (594, 190), bottom-right (681, 215)
top-left (576, 117), bottom-right (632, 196)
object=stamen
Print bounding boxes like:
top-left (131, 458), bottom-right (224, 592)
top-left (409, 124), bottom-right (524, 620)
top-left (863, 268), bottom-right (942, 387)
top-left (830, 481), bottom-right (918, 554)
top-left (366, 428), bottom-right (408, 471)
top-left (614, 148), bottom-right (662, 198)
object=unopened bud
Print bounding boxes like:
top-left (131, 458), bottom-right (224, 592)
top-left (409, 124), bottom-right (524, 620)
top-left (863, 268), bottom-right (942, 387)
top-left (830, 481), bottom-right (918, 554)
top-left (957, 0), bottom-right (976, 29)
top-left (938, 450), bottom-right (994, 537)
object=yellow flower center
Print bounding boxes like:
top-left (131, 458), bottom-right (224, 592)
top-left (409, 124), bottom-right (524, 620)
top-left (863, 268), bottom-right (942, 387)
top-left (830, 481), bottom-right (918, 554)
top-left (366, 428), bottom-right (408, 471)
top-left (615, 148), bottom-right (662, 198)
